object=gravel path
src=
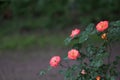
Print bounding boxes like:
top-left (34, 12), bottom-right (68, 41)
top-left (0, 43), bottom-right (120, 80)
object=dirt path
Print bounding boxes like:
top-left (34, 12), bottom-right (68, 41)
top-left (0, 43), bottom-right (120, 80)
top-left (0, 46), bottom-right (68, 80)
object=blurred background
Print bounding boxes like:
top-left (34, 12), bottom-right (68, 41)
top-left (0, 0), bottom-right (120, 80)
top-left (0, 0), bottom-right (120, 49)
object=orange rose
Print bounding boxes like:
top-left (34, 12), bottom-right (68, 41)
top-left (96, 21), bottom-right (108, 32)
top-left (68, 49), bottom-right (80, 60)
top-left (70, 28), bottom-right (80, 38)
top-left (49, 56), bottom-right (61, 67)
top-left (96, 76), bottom-right (101, 80)
top-left (101, 33), bottom-right (107, 40)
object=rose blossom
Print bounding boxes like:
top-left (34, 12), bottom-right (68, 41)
top-left (49, 56), bottom-right (61, 67)
top-left (68, 49), bottom-right (80, 60)
top-left (96, 21), bottom-right (108, 32)
top-left (70, 28), bottom-right (80, 38)
top-left (96, 76), bottom-right (101, 80)
top-left (81, 69), bottom-right (87, 75)
top-left (101, 33), bottom-right (107, 40)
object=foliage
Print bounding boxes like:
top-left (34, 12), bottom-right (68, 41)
top-left (40, 20), bottom-right (120, 80)
top-left (0, 0), bottom-right (120, 30)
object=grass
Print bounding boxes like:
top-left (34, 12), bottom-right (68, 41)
top-left (0, 31), bottom-right (120, 50)
top-left (0, 16), bottom-right (68, 50)
top-left (1, 17), bottom-right (120, 50)
top-left (0, 34), bottom-right (65, 50)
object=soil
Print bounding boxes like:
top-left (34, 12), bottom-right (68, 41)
top-left (0, 43), bottom-right (120, 80)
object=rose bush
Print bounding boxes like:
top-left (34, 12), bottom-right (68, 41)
top-left (40, 20), bottom-right (120, 80)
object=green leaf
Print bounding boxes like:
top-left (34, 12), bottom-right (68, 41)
top-left (108, 26), bottom-right (120, 42)
top-left (113, 61), bottom-right (118, 65)
top-left (85, 23), bottom-right (94, 33)
top-left (71, 64), bottom-right (78, 70)
top-left (47, 66), bottom-right (52, 71)
top-left (86, 45), bottom-right (96, 56)
top-left (79, 32), bottom-right (88, 43)
top-left (64, 37), bottom-right (72, 45)
top-left (90, 59), bottom-right (103, 67)
top-left (110, 20), bottom-right (120, 26)
top-left (96, 52), bottom-right (109, 59)
top-left (72, 43), bottom-right (82, 50)
top-left (63, 56), bottom-right (68, 60)
top-left (116, 56), bottom-right (120, 60)
top-left (39, 70), bottom-right (46, 76)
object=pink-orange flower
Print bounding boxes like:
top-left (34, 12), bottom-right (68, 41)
top-left (68, 49), bottom-right (80, 60)
top-left (70, 28), bottom-right (80, 38)
top-left (96, 76), bottom-right (101, 80)
top-left (96, 21), bottom-right (108, 32)
top-left (49, 56), bottom-right (61, 67)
